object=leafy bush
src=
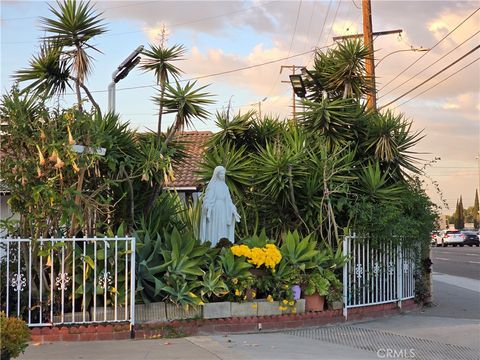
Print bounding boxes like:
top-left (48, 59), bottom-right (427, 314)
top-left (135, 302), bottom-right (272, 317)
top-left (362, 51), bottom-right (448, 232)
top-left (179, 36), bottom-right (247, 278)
top-left (0, 313), bottom-right (30, 359)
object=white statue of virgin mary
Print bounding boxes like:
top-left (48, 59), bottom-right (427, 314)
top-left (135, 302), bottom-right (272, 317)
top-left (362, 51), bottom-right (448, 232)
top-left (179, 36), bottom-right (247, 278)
top-left (199, 166), bottom-right (240, 246)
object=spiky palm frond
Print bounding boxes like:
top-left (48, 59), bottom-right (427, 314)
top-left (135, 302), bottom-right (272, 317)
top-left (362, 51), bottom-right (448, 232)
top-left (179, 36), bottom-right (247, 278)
top-left (209, 110), bottom-right (254, 148)
top-left (14, 43), bottom-right (72, 97)
top-left (160, 81), bottom-right (214, 134)
top-left (363, 110), bottom-right (424, 178)
top-left (356, 162), bottom-right (406, 201)
top-left (40, 0), bottom-right (107, 81)
top-left (198, 141), bottom-right (254, 199)
top-left (309, 39), bottom-right (373, 100)
top-left (141, 43), bottom-right (185, 85)
top-left (299, 97), bottom-right (357, 147)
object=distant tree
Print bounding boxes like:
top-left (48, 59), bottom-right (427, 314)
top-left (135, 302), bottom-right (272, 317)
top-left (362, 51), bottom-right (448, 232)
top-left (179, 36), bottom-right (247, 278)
top-left (457, 196), bottom-right (465, 229)
top-left (474, 189), bottom-right (479, 229)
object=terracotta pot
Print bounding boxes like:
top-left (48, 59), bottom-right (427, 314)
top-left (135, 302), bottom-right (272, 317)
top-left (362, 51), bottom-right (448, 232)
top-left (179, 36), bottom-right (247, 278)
top-left (304, 293), bottom-right (325, 312)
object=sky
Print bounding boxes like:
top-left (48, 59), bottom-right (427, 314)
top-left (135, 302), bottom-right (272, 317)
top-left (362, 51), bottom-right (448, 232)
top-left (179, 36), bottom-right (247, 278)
top-left (1, 0), bottom-right (479, 216)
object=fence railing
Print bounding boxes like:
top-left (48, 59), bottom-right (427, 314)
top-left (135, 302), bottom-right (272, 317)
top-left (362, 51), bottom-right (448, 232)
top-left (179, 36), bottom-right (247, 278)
top-left (0, 236), bottom-right (135, 328)
top-left (342, 235), bottom-right (416, 318)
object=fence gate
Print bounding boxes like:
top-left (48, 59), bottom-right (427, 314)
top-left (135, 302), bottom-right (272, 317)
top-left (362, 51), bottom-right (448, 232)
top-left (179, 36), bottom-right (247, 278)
top-left (342, 235), bottom-right (416, 319)
top-left (0, 236), bottom-right (135, 328)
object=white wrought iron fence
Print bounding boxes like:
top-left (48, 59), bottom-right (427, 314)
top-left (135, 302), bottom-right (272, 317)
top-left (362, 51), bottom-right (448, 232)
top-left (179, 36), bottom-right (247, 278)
top-left (342, 235), bottom-right (416, 318)
top-left (0, 236), bottom-right (135, 328)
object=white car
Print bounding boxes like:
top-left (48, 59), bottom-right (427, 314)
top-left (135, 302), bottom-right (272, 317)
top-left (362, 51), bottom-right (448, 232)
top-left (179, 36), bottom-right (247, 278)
top-left (435, 230), bottom-right (464, 247)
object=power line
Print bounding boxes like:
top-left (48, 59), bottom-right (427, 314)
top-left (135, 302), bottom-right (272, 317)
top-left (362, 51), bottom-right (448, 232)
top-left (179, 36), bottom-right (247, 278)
top-left (1, 1), bottom-right (278, 45)
top-left (315, 0), bottom-right (333, 48)
top-left (305, 0), bottom-right (333, 68)
top-left (378, 30), bottom-right (480, 100)
top-left (266, 0), bottom-right (303, 98)
top-left (62, 45), bottom-right (333, 96)
top-left (394, 56), bottom-right (479, 108)
top-left (378, 7), bottom-right (480, 92)
top-left (324, 0), bottom-right (342, 47)
top-left (379, 45), bottom-right (480, 109)
top-left (302, 1), bottom-right (318, 52)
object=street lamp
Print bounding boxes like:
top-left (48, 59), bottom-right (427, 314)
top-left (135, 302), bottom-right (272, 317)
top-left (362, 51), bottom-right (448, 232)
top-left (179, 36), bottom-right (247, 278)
top-left (250, 97), bottom-right (267, 118)
top-left (289, 74), bottom-right (306, 98)
top-left (108, 45), bottom-right (144, 113)
top-left (375, 47), bottom-right (429, 68)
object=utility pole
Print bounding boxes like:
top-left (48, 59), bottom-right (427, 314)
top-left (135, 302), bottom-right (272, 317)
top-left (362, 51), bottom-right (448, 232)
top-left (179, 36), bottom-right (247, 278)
top-left (362, 0), bottom-right (376, 110)
top-left (280, 65), bottom-right (304, 120)
top-left (250, 97), bottom-right (267, 119)
top-left (333, 0), bottom-right (402, 111)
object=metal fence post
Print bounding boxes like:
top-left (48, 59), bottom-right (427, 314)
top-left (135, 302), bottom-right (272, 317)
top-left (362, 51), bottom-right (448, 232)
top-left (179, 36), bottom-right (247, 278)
top-left (130, 237), bottom-right (136, 335)
top-left (397, 242), bottom-right (403, 309)
top-left (342, 235), bottom-right (349, 320)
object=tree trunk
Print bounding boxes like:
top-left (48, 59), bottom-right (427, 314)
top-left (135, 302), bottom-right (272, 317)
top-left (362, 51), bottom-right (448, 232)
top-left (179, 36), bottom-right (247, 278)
top-left (75, 79), bottom-right (82, 111)
top-left (156, 86), bottom-right (165, 143)
top-left (69, 167), bottom-right (86, 237)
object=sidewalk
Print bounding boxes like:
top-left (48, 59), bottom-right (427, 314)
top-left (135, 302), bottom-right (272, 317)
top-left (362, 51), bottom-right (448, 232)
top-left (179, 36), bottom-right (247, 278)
top-left (18, 274), bottom-right (480, 360)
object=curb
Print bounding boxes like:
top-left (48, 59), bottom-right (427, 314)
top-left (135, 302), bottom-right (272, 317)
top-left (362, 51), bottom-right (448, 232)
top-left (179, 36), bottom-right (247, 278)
top-left (30, 300), bottom-right (419, 343)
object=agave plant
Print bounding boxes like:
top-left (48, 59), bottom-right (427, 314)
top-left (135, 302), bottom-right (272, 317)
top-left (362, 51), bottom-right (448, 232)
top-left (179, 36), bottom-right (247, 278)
top-left (134, 230), bottom-right (166, 303)
top-left (280, 231), bottom-right (319, 271)
top-left (218, 249), bottom-right (252, 280)
top-left (199, 264), bottom-right (229, 302)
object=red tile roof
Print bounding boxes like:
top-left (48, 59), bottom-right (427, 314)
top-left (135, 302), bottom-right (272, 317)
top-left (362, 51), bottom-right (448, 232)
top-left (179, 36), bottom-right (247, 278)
top-left (164, 131), bottom-right (212, 190)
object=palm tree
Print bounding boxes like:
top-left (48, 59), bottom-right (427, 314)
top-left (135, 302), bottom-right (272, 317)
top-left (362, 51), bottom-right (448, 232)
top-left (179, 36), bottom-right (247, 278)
top-left (159, 80), bottom-right (214, 145)
top-left (15, 0), bottom-right (106, 113)
top-left (144, 80), bottom-right (213, 215)
top-left (141, 43), bottom-right (185, 140)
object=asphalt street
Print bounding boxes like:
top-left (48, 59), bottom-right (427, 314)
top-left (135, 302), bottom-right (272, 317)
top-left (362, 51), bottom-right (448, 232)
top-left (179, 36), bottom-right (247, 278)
top-left (431, 246), bottom-right (480, 280)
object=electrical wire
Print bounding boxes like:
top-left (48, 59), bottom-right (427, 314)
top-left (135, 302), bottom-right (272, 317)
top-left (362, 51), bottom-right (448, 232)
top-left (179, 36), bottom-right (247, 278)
top-left (0, 1), bottom-right (158, 21)
top-left (393, 56), bottom-right (479, 109)
top-left (62, 45), bottom-right (334, 96)
top-left (378, 7), bottom-right (480, 92)
top-left (378, 30), bottom-right (480, 100)
top-left (302, 1), bottom-right (318, 52)
top-left (314, 0), bottom-right (333, 48)
top-left (324, 0), bottom-right (342, 47)
top-left (1, 1), bottom-right (279, 45)
top-left (266, 0), bottom-right (303, 98)
top-left (379, 45), bottom-right (480, 109)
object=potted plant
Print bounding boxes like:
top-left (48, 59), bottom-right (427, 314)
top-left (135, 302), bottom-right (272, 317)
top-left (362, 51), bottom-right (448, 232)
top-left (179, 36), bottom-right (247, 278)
top-left (0, 312), bottom-right (30, 360)
top-left (302, 271), bottom-right (329, 312)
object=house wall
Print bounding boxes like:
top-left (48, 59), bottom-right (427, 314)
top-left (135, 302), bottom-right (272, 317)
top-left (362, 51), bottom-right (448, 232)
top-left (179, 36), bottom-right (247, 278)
top-left (0, 193), bottom-right (17, 238)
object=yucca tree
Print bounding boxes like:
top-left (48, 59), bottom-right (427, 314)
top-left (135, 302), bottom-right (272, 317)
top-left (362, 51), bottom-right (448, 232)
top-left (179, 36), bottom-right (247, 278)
top-left (141, 43), bottom-right (185, 139)
top-left (209, 110), bottom-right (254, 149)
top-left (363, 110), bottom-right (424, 180)
top-left (159, 80), bottom-right (214, 145)
top-left (15, 0), bottom-right (106, 112)
top-left (308, 39), bottom-right (373, 101)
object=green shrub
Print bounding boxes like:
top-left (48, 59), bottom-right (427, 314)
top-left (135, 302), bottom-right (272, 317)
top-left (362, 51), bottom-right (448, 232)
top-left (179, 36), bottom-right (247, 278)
top-left (0, 312), bottom-right (30, 359)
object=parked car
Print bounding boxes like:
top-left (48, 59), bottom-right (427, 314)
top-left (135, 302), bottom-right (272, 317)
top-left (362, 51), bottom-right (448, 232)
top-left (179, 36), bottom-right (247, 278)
top-left (461, 231), bottom-right (480, 247)
top-left (430, 231), bottom-right (440, 245)
top-left (435, 230), bottom-right (464, 247)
